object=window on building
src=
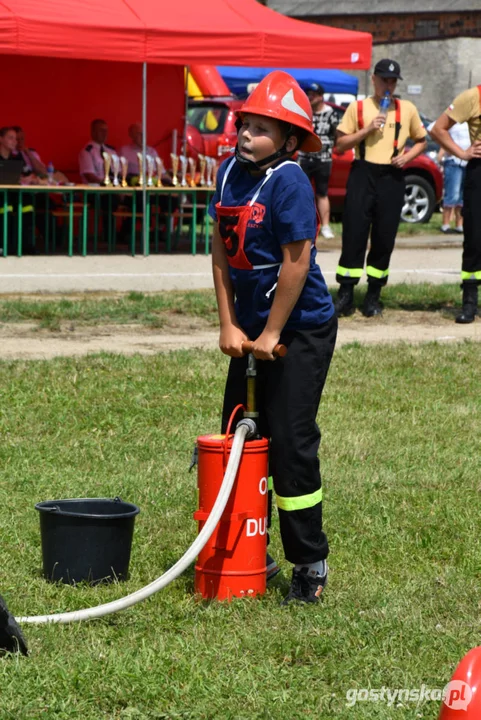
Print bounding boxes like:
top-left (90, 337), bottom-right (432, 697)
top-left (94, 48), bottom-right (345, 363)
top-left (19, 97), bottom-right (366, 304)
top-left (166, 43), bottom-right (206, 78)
top-left (415, 19), bottom-right (440, 39)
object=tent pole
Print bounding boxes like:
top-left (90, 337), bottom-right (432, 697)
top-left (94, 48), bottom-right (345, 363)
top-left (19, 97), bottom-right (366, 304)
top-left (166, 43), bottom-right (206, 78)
top-left (142, 61), bottom-right (148, 256)
top-left (182, 67), bottom-right (189, 157)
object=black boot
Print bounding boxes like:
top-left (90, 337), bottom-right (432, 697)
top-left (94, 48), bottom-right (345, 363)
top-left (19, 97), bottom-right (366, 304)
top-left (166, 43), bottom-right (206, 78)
top-left (362, 285), bottom-right (383, 317)
top-left (334, 284), bottom-right (355, 316)
top-left (455, 283), bottom-right (478, 324)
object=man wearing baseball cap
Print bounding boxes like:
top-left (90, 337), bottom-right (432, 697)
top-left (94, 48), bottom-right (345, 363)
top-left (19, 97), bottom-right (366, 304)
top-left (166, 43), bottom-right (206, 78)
top-left (373, 58), bottom-right (403, 81)
top-left (431, 85), bottom-right (481, 323)
top-left (334, 59), bottom-right (427, 317)
top-left (298, 82), bottom-right (339, 240)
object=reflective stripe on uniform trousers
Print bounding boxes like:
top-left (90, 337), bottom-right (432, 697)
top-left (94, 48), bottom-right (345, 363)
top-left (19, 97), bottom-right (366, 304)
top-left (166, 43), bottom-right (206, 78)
top-left (461, 270), bottom-right (481, 281)
top-left (336, 265), bottom-right (363, 278)
top-left (276, 487), bottom-right (323, 512)
top-left (366, 265), bottom-right (389, 279)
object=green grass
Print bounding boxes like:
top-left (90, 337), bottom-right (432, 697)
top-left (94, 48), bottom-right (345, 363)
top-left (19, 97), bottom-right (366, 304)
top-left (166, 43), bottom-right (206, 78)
top-left (0, 283), bottom-right (468, 331)
top-left (0, 290), bottom-right (218, 330)
top-left (0, 343), bottom-right (480, 718)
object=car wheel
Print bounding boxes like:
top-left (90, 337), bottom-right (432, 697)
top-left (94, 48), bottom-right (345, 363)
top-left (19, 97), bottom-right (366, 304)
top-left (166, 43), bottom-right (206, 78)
top-left (401, 175), bottom-right (436, 224)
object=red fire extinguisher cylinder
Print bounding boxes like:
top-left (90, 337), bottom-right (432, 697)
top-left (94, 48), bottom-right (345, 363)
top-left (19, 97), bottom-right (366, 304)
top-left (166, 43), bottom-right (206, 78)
top-left (194, 433), bottom-right (269, 601)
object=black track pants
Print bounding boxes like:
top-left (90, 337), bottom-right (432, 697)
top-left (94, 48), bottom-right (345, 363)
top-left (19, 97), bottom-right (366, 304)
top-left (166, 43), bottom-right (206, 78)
top-left (461, 159), bottom-right (481, 284)
top-left (221, 316), bottom-right (337, 565)
top-left (337, 160), bottom-right (405, 287)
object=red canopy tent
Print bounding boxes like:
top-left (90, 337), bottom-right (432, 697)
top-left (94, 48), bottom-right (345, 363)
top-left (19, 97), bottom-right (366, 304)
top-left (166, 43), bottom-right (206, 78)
top-left (0, 0), bottom-right (371, 171)
top-left (0, 0), bottom-right (371, 251)
top-left (0, 0), bottom-right (371, 67)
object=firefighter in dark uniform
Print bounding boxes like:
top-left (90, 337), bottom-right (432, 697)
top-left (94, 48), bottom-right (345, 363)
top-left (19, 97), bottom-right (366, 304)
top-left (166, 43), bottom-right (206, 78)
top-left (334, 59), bottom-right (427, 317)
top-left (431, 87), bottom-right (481, 323)
top-left (79, 119), bottom-right (118, 243)
top-left (78, 119), bottom-right (116, 184)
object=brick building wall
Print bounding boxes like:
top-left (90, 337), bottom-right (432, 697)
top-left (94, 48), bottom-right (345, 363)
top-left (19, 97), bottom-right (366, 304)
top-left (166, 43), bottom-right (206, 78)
top-left (265, 2), bottom-right (481, 117)
top-left (348, 38), bottom-right (481, 117)
top-left (307, 12), bottom-right (481, 43)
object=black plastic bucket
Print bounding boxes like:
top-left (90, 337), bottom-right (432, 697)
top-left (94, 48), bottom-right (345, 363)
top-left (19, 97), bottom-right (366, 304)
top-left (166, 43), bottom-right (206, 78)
top-left (35, 497), bottom-right (140, 584)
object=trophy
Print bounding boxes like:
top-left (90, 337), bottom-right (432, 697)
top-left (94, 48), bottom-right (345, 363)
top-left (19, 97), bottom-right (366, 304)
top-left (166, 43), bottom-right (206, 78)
top-left (111, 153), bottom-right (120, 187)
top-left (155, 157), bottom-right (164, 187)
top-left (188, 157), bottom-right (197, 187)
top-left (146, 154), bottom-right (155, 187)
top-left (102, 151), bottom-right (112, 186)
top-left (120, 156), bottom-right (128, 187)
top-left (179, 155), bottom-right (188, 187)
top-left (136, 152), bottom-right (145, 186)
top-left (198, 154), bottom-right (207, 187)
top-left (170, 152), bottom-right (179, 187)
top-left (211, 158), bottom-right (218, 188)
top-left (205, 157), bottom-right (214, 188)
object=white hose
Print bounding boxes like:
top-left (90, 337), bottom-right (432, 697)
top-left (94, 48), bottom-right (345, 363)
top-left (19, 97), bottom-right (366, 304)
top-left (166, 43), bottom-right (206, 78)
top-left (17, 421), bottom-right (254, 625)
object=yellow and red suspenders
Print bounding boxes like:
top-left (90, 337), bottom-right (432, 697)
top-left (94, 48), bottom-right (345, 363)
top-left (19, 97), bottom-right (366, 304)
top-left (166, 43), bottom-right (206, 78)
top-left (356, 98), bottom-right (402, 160)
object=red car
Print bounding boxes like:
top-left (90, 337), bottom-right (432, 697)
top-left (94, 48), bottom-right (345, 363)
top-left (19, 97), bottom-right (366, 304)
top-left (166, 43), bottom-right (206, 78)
top-left (187, 97), bottom-right (443, 224)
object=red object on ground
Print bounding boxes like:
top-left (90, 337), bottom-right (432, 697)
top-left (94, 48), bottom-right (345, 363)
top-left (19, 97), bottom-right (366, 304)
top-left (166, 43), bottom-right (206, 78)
top-left (194, 433), bottom-right (269, 601)
top-left (0, 0), bottom-right (372, 68)
top-left (438, 647), bottom-right (481, 718)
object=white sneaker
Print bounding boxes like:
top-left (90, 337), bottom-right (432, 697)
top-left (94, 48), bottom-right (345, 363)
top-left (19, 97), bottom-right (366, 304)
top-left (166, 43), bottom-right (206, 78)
top-left (320, 225), bottom-right (335, 239)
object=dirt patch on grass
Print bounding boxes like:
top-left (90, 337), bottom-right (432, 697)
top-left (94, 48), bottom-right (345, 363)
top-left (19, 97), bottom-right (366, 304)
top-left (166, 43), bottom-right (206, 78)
top-left (0, 309), bottom-right (479, 360)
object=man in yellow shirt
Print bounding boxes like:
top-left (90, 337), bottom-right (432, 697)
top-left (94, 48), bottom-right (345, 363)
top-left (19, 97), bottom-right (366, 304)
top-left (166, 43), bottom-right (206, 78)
top-left (334, 59), bottom-right (427, 317)
top-left (431, 87), bottom-right (481, 323)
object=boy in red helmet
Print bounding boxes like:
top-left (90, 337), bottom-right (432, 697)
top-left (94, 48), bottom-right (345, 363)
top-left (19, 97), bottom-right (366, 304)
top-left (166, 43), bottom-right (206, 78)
top-left (208, 71), bottom-right (337, 605)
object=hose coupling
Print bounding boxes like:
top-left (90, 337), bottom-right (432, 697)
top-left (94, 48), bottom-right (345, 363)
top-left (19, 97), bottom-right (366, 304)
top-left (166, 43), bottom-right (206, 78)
top-left (235, 418), bottom-right (257, 439)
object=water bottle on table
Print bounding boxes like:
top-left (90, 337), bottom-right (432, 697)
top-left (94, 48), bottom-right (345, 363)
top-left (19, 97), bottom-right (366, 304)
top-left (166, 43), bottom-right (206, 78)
top-left (379, 92), bottom-right (391, 131)
top-left (47, 161), bottom-right (55, 185)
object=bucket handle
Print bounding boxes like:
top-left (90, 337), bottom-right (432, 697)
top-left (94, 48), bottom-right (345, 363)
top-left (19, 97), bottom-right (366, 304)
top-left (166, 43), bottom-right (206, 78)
top-left (223, 404), bottom-right (245, 470)
top-left (41, 497), bottom-right (124, 514)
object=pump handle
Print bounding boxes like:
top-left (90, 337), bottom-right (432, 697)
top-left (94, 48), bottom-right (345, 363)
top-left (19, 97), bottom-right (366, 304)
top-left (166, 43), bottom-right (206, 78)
top-left (241, 341), bottom-right (287, 358)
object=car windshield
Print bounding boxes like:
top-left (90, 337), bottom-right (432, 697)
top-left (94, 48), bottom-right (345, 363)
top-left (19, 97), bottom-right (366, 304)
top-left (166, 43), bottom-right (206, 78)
top-left (187, 105), bottom-right (228, 134)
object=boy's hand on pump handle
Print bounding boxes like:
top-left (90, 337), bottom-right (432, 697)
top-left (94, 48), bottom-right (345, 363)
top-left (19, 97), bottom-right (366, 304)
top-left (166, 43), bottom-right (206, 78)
top-left (219, 324), bottom-right (249, 358)
top-left (243, 331), bottom-right (282, 361)
top-left (219, 326), bottom-right (286, 361)
top-left (219, 326), bottom-right (284, 361)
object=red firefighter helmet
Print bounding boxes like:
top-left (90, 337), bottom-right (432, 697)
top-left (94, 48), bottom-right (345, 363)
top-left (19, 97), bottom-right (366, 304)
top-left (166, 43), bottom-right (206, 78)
top-left (236, 70), bottom-right (321, 153)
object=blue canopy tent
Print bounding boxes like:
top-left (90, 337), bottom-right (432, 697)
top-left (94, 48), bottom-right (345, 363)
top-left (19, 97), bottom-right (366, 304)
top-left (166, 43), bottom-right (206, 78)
top-left (218, 66), bottom-right (358, 96)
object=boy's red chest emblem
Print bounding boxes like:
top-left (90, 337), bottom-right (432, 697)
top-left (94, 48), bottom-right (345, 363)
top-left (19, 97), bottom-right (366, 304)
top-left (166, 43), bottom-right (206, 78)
top-left (249, 203), bottom-right (266, 225)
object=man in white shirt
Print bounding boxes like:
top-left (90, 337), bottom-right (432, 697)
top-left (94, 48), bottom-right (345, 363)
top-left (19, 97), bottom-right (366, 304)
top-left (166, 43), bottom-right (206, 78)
top-left (119, 123), bottom-right (159, 179)
top-left (428, 121), bottom-right (470, 234)
top-left (79, 119), bottom-right (116, 184)
top-left (78, 119), bottom-right (118, 243)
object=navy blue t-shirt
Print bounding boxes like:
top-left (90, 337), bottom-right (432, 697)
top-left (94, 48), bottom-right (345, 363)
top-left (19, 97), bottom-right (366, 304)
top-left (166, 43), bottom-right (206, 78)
top-left (209, 157), bottom-right (334, 336)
